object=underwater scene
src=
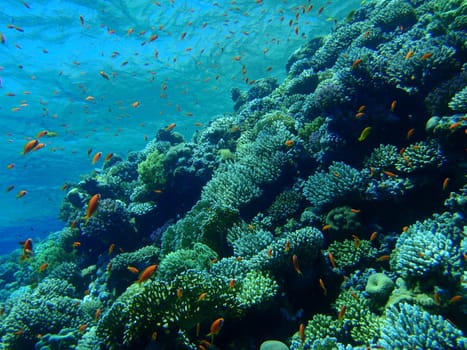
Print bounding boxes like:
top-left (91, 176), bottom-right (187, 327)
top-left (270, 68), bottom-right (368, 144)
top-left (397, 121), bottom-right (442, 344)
top-left (0, 0), bottom-right (466, 349)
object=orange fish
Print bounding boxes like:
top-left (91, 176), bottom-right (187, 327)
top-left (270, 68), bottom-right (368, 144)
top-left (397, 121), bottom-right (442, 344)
top-left (95, 307), bottom-right (101, 321)
top-left (402, 225), bottom-right (409, 232)
top-left (442, 177), bottom-right (450, 190)
top-left (449, 121), bottom-right (462, 130)
top-left (433, 291), bottom-right (440, 305)
top-left (390, 100), bottom-right (397, 112)
top-left (406, 128), bottom-right (415, 140)
top-left (85, 194), bottom-right (100, 222)
top-left (108, 243), bottom-right (115, 255)
top-left (299, 323), bottom-right (305, 345)
top-left (22, 238), bottom-right (33, 256)
top-left (177, 288), bottom-right (183, 299)
top-left (197, 292), bottom-right (207, 301)
top-left (16, 190), bottom-right (27, 198)
top-left (292, 254), bottom-right (302, 276)
top-left (22, 139), bottom-right (39, 155)
top-left (317, 6), bottom-right (324, 15)
top-left (7, 163), bottom-right (14, 169)
top-left (36, 130), bottom-right (48, 138)
top-left (33, 143), bottom-right (45, 152)
top-left (328, 252), bottom-right (337, 269)
top-left (284, 240), bottom-right (290, 252)
top-left (38, 263), bottom-right (48, 272)
top-left (232, 55), bottom-right (241, 61)
top-left (369, 231), bottom-right (377, 241)
top-left (338, 305), bottom-right (346, 321)
top-left (229, 279), bottom-right (235, 288)
top-left (165, 123), bottom-right (176, 131)
top-left (79, 324), bottom-right (87, 332)
top-left (448, 295), bottom-right (462, 304)
top-left (284, 139), bottom-right (294, 147)
top-left (127, 266), bottom-right (139, 274)
top-left (92, 152), bottom-right (102, 164)
top-left (322, 224), bottom-right (332, 231)
top-left (207, 317), bottom-right (224, 343)
top-left (357, 105), bottom-right (366, 113)
top-left (267, 248), bottom-right (273, 257)
top-left (382, 170), bottom-right (397, 177)
top-left (104, 153), bottom-right (113, 162)
top-left (350, 208), bottom-right (360, 214)
top-left (132, 101), bottom-right (140, 108)
top-left (405, 51), bottom-right (414, 60)
top-left (351, 58), bottom-right (362, 69)
top-left (376, 254), bottom-right (390, 262)
top-left (352, 234), bottom-right (361, 248)
top-left (420, 52), bottom-right (433, 60)
top-left (319, 278), bottom-right (327, 296)
top-left (138, 264), bottom-right (158, 284)
top-left (72, 241), bottom-right (81, 248)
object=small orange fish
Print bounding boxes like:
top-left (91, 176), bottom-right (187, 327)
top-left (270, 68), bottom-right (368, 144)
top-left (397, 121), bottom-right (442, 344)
top-left (292, 254), bottom-right (302, 276)
top-left (317, 6), bottom-right (324, 15)
top-left (138, 264), bottom-right (158, 284)
top-left (284, 240), bottom-right (290, 252)
top-left (165, 123), bottom-right (176, 131)
top-left (351, 58), bottom-right (362, 69)
top-left (357, 105), bottom-right (366, 113)
top-left (104, 153), bottom-right (113, 161)
top-left (322, 224), bottom-right (332, 231)
top-left (108, 243), bottom-right (115, 255)
top-left (267, 248), bottom-right (273, 257)
top-left (92, 152), bottom-right (102, 164)
top-left (85, 194), bottom-right (100, 222)
top-left (132, 101), bottom-right (140, 108)
top-left (79, 324), bottom-right (87, 332)
top-left (449, 121), bottom-right (462, 130)
top-left (351, 291), bottom-right (359, 301)
top-left (229, 279), bottom-right (235, 288)
top-left (355, 112), bottom-right (365, 119)
top-left (7, 163), bottom-right (14, 169)
top-left (402, 225), bottom-right (409, 232)
top-left (22, 139), bottom-right (39, 155)
top-left (328, 252), bottom-right (337, 269)
top-left (232, 55), bottom-right (241, 61)
top-left (369, 231), bottom-right (377, 241)
top-left (33, 143), bottom-right (45, 152)
top-left (299, 323), bottom-right (305, 345)
top-left (319, 278), bottom-right (327, 296)
top-left (207, 317), bottom-right (224, 343)
top-left (376, 254), bottom-right (390, 262)
top-left (405, 50), bottom-right (414, 60)
top-left (127, 266), bottom-right (139, 274)
top-left (350, 208), bottom-right (360, 214)
top-left (352, 234), bottom-right (361, 248)
top-left (390, 100), bottom-right (397, 112)
top-left (382, 170), bottom-right (397, 177)
top-left (448, 295), bottom-right (462, 304)
top-left (442, 177), bottom-right (450, 190)
top-left (420, 52), bottom-right (433, 60)
top-left (338, 305), bottom-right (346, 321)
top-left (72, 241), bottom-right (81, 248)
top-left (36, 130), bottom-right (48, 138)
top-left (95, 307), bottom-right (101, 321)
top-left (16, 190), bottom-right (27, 198)
top-left (197, 292), bottom-right (207, 302)
top-left (284, 139), bottom-right (294, 147)
top-left (177, 287), bottom-right (183, 299)
top-left (38, 263), bottom-right (48, 272)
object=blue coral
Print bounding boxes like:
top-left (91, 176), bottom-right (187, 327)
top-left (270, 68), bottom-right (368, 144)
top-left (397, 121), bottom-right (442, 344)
top-left (379, 302), bottom-right (467, 349)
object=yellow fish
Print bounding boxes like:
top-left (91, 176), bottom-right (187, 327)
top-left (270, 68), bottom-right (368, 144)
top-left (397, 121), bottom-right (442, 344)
top-left (358, 127), bottom-right (372, 141)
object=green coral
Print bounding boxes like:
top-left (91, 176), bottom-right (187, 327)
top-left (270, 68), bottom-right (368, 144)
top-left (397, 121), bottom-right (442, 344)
top-left (395, 140), bottom-right (445, 173)
top-left (297, 116), bottom-right (326, 140)
top-left (160, 200), bottom-right (240, 256)
top-left (157, 243), bottom-right (218, 280)
top-left (137, 149), bottom-right (167, 190)
top-left (235, 270), bottom-right (278, 309)
top-left (323, 206), bottom-right (362, 239)
top-left (327, 239), bottom-right (377, 272)
top-left (448, 86), bottom-right (467, 112)
top-left (365, 273), bottom-right (395, 304)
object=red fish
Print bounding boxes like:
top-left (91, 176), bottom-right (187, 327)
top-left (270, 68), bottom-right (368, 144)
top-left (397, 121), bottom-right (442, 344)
top-left (319, 278), bottom-right (327, 296)
top-left (292, 254), bottom-right (302, 276)
top-left (104, 153), bottom-right (113, 162)
top-left (299, 323), bottom-right (305, 345)
top-left (85, 194), bottom-right (100, 222)
top-left (351, 58), bottom-right (362, 69)
top-left (207, 317), bottom-right (224, 343)
top-left (338, 305), bottom-right (346, 321)
top-left (138, 264), bottom-right (158, 284)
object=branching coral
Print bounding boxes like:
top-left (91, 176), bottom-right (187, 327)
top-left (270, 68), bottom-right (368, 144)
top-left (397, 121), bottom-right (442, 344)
top-left (379, 302), bottom-right (467, 349)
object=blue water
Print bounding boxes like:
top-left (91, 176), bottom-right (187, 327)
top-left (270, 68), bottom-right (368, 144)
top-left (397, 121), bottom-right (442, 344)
top-left (0, 0), bottom-right (359, 253)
